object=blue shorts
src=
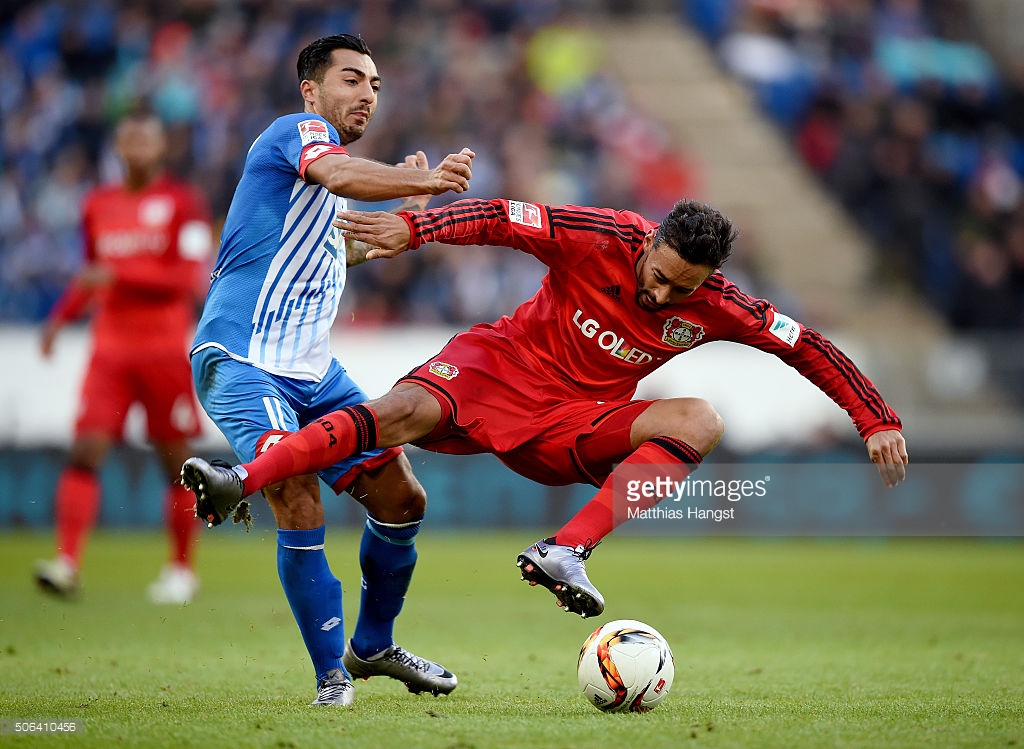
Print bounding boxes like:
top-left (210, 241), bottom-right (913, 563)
top-left (191, 346), bottom-right (400, 493)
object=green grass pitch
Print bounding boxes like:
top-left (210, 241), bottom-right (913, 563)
top-left (1, 531), bottom-right (1021, 748)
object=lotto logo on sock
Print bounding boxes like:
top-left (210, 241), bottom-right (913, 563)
top-left (321, 617), bottom-right (341, 632)
top-left (256, 430), bottom-right (289, 454)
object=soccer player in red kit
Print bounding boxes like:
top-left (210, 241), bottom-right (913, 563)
top-left (181, 198), bottom-right (908, 618)
top-left (35, 110), bottom-right (213, 604)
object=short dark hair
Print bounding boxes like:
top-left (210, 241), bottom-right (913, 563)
top-left (297, 34), bottom-right (372, 83)
top-left (655, 200), bottom-right (737, 270)
top-left (123, 97), bottom-right (156, 120)
top-left (116, 100), bottom-right (163, 134)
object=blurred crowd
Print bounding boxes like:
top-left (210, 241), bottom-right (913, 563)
top-left (11, 0), bottom-right (1015, 333)
top-left (0, 0), bottom-right (704, 326)
top-left (684, 0), bottom-right (1024, 330)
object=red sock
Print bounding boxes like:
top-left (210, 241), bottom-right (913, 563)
top-left (54, 466), bottom-right (101, 566)
top-left (240, 404), bottom-right (379, 492)
top-left (165, 483), bottom-right (200, 567)
top-left (554, 437), bottom-right (703, 548)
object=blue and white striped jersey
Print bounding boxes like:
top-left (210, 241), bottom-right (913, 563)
top-left (192, 113), bottom-right (349, 381)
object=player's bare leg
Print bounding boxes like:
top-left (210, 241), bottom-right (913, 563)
top-left (626, 397), bottom-right (726, 451)
top-left (519, 397), bottom-right (724, 617)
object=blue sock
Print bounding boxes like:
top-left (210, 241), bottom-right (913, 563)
top-left (276, 526), bottom-right (345, 680)
top-left (351, 515), bottom-right (420, 659)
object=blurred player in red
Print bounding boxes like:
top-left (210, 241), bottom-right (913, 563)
top-left (34, 108), bottom-right (213, 604)
top-left (183, 197), bottom-right (908, 618)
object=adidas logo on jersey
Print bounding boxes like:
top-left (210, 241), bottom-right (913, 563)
top-left (599, 285), bottom-right (621, 302)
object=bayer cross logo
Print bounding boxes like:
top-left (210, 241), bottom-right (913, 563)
top-left (428, 361), bottom-right (459, 380)
top-left (662, 316), bottom-right (705, 348)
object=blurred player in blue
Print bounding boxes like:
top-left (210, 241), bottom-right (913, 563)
top-left (185, 34), bottom-right (473, 706)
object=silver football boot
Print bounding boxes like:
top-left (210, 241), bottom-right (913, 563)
top-left (517, 537), bottom-right (605, 618)
top-left (310, 668), bottom-right (355, 706)
top-left (342, 640), bottom-right (457, 696)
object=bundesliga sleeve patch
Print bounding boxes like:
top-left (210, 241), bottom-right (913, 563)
top-left (297, 119), bottom-right (330, 146)
top-left (768, 310), bottom-right (801, 347)
top-left (508, 201), bottom-right (543, 229)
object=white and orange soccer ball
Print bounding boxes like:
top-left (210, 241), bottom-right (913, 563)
top-left (576, 619), bottom-right (675, 712)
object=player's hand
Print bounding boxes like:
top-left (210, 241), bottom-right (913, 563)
top-left (335, 210), bottom-right (412, 259)
top-left (77, 264), bottom-right (114, 289)
top-left (427, 147), bottom-right (474, 195)
top-left (397, 151), bottom-right (431, 212)
top-left (40, 322), bottom-right (59, 359)
top-left (865, 429), bottom-right (908, 488)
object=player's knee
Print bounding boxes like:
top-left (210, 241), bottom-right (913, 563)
top-left (366, 485), bottom-right (427, 524)
top-left (676, 398), bottom-right (724, 455)
top-left (699, 398), bottom-right (724, 433)
top-left (356, 473), bottom-right (427, 523)
top-left (398, 482), bottom-right (427, 520)
top-left (66, 452), bottom-right (100, 472)
top-left (263, 475), bottom-right (323, 528)
top-left (699, 399), bottom-right (725, 452)
top-left (381, 474), bottom-right (427, 521)
top-left (67, 437), bottom-right (108, 471)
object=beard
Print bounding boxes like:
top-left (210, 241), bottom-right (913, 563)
top-left (635, 290), bottom-right (665, 312)
top-left (336, 121), bottom-right (366, 146)
top-left (325, 103), bottom-right (372, 145)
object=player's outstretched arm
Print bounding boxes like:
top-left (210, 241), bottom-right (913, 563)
top-left (307, 148), bottom-right (474, 202)
top-left (865, 429), bottom-right (908, 488)
top-left (39, 263), bottom-right (114, 356)
top-left (346, 152), bottom-right (431, 268)
top-left (336, 210), bottom-right (412, 260)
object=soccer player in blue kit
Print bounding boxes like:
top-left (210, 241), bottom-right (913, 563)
top-left (186, 34), bottom-right (474, 706)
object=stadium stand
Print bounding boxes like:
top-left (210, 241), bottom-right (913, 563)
top-left (678, 0), bottom-right (1024, 330)
top-left (0, 0), bottom-right (704, 327)
top-left (2, 0), bottom-right (1022, 466)
top-left (611, 3), bottom-right (1024, 448)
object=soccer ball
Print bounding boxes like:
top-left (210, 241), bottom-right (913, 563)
top-left (576, 619), bottom-right (674, 712)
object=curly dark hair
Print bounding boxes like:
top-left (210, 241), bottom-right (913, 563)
top-left (297, 34), bottom-right (372, 83)
top-left (654, 199), bottom-right (737, 270)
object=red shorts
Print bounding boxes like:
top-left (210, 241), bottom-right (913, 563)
top-left (76, 348), bottom-right (201, 443)
top-left (399, 330), bottom-right (653, 487)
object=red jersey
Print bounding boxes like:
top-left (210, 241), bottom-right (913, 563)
top-left (401, 199), bottom-right (901, 441)
top-left (48, 174), bottom-right (212, 354)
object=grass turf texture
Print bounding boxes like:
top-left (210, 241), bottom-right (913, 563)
top-left (0, 531), bottom-right (1021, 749)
